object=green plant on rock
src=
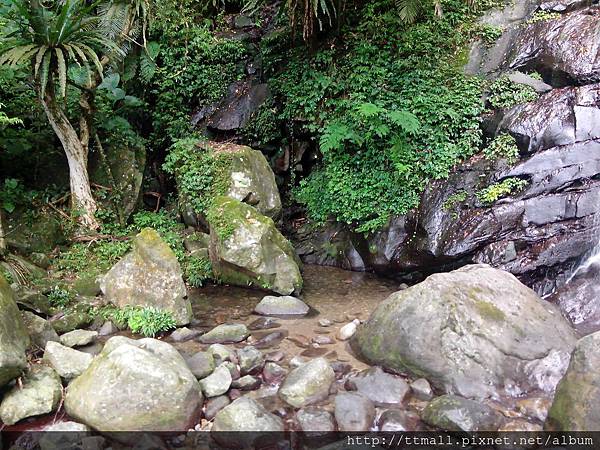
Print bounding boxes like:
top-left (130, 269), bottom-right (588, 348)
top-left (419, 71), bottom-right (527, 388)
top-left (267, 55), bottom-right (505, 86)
top-left (476, 23), bottom-right (503, 46)
top-left (483, 134), bottom-right (520, 164)
top-left (476, 177), bottom-right (528, 205)
top-left (101, 305), bottom-right (176, 337)
top-left (163, 138), bottom-right (234, 218)
top-left (526, 10), bottom-right (561, 24)
top-left (487, 75), bottom-right (539, 109)
top-left (183, 256), bottom-right (213, 287)
top-left (47, 286), bottom-right (73, 309)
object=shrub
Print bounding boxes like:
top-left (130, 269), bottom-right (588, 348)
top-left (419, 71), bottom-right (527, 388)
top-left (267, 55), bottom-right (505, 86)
top-left (487, 76), bottom-right (538, 109)
top-left (477, 177), bottom-right (528, 205)
top-left (483, 134), bottom-right (520, 164)
top-left (47, 286), bottom-right (72, 309)
top-left (102, 305), bottom-right (177, 337)
top-left (184, 256), bottom-right (213, 287)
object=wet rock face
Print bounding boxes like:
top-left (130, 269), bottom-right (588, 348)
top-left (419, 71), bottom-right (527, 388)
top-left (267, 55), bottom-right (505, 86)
top-left (508, 7), bottom-right (600, 86)
top-left (100, 228), bottom-right (192, 325)
top-left (355, 265), bottom-right (577, 399)
top-left (209, 196), bottom-right (303, 295)
top-left (548, 263), bottom-right (600, 335)
top-left (0, 273), bottom-right (29, 387)
top-left (204, 82), bottom-right (270, 132)
top-left (64, 336), bottom-right (203, 432)
top-left (546, 331), bottom-right (600, 431)
top-left (422, 395), bottom-right (504, 432)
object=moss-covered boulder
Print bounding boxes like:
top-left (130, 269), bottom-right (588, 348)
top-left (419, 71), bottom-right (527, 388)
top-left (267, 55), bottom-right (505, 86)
top-left (100, 228), bottom-right (191, 325)
top-left (64, 336), bottom-right (203, 431)
top-left (355, 264), bottom-right (577, 399)
top-left (546, 331), bottom-right (600, 431)
top-left (208, 196), bottom-right (302, 295)
top-left (0, 273), bottom-right (30, 387)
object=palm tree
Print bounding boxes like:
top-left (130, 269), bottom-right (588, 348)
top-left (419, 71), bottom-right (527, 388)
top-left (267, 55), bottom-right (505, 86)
top-left (0, 0), bottom-right (147, 230)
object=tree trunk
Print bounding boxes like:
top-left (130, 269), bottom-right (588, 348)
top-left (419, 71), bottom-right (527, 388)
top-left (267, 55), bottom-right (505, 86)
top-left (42, 93), bottom-right (99, 231)
top-left (0, 209), bottom-right (6, 256)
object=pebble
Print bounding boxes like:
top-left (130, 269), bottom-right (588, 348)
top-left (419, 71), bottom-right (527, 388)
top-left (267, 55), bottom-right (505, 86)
top-left (311, 335), bottom-right (334, 345)
top-left (336, 319), bottom-right (360, 341)
top-left (318, 319), bottom-right (333, 327)
top-left (248, 317), bottom-right (281, 330)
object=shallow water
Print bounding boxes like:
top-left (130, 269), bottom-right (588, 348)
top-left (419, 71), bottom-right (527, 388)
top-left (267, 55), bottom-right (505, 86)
top-left (176, 264), bottom-right (399, 370)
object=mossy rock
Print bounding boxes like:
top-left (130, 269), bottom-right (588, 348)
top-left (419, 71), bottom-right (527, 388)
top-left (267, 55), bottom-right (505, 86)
top-left (100, 228), bottom-right (192, 325)
top-left (208, 196), bottom-right (302, 295)
top-left (0, 273), bottom-right (30, 387)
top-left (355, 264), bottom-right (577, 399)
top-left (5, 212), bottom-right (66, 254)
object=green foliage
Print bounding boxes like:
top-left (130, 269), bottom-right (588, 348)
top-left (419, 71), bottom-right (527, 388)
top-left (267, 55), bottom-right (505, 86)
top-left (146, 23), bottom-right (248, 149)
top-left (476, 23), bottom-right (503, 45)
top-left (0, 178), bottom-right (29, 213)
top-left (163, 139), bottom-right (234, 217)
top-left (47, 286), bottom-right (72, 309)
top-left (476, 177), bottom-right (528, 205)
top-left (130, 210), bottom-right (186, 260)
top-left (443, 190), bottom-right (467, 210)
top-left (526, 10), bottom-right (561, 24)
top-left (0, 0), bottom-right (123, 98)
top-left (0, 102), bottom-right (21, 126)
top-left (275, 1), bottom-right (486, 232)
top-left (241, 100), bottom-right (282, 148)
top-left (483, 133), bottom-right (519, 164)
top-left (184, 256), bottom-right (213, 287)
top-left (487, 75), bottom-right (538, 109)
top-left (101, 305), bottom-right (177, 337)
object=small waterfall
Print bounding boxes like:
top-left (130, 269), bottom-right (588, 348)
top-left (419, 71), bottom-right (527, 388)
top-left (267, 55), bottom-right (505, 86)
top-left (566, 209), bottom-right (600, 284)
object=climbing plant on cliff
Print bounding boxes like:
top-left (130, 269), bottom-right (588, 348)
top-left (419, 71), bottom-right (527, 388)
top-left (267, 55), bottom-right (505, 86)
top-left (0, 0), bottom-right (148, 231)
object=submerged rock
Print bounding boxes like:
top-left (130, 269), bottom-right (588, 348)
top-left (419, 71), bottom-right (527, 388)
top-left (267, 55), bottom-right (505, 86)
top-left (64, 336), bottom-right (203, 431)
top-left (254, 295), bottom-right (309, 316)
top-left (0, 365), bottom-right (62, 425)
top-left (421, 395), bottom-right (504, 432)
top-left (208, 196), bottom-right (303, 295)
top-left (43, 341), bottom-right (93, 381)
top-left (279, 357), bottom-right (335, 408)
top-left (212, 397), bottom-right (284, 447)
top-left (0, 273), bottom-right (30, 387)
top-left (355, 265), bottom-right (577, 399)
top-left (335, 392), bottom-right (376, 431)
top-left (199, 323), bottom-right (249, 344)
top-left (546, 331), bottom-right (600, 431)
top-left (347, 366), bottom-right (410, 405)
top-left (296, 407), bottom-right (336, 433)
top-left (100, 228), bottom-right (192, 325)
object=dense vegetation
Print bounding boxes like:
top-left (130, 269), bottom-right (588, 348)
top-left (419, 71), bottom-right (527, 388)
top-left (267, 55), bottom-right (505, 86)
top-left (0, 0), bottom-right (530, 332)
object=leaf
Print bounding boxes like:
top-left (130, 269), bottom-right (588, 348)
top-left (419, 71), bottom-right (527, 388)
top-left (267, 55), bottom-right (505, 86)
top-left (55, 47), bottom-right (67, 97)
top-left (2, 201), bottom-right (15, 214)
top-left (107, 87), bottom-right (126, 101)
top-left (98, 72), bottom-right (120, 90)
top-left (356, 102), bottom-right (384, 118)
top-left (123, 95), bottom-right (143, 107)
top-left (387, 110), bottom-right (420, 134)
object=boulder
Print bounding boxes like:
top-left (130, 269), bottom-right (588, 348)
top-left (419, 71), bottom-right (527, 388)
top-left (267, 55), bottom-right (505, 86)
top-left (254, 295), bottom-right (309, 316)
top-left (508, 7), bottom-right (600, 85)
top-left (0, 273), bottom-right (29, 387)
top-left (0, 365), bottom-right (62, 425)
top-left (100, 228), bottom-right (192, 326)
top-left (279, 357), bottom-right (335, 408)
top-left (422, 395), bottom-right (504, 431)
top-left (209, 196), bottom-right (303, 295)
top-left (548, 262), bottom-right (600, 335)
top-left (205, 395), bottom-right (231, 420)
top-left (546, 331), bottom-right (600, 430)
top-left (334, 392), bottom-right (376, 431)
top-left (207, 343), bottom-right (236, 365)
top-left (231, 375), bottom-right (261, 390)
top-left (199, 323), bottom-right (249, 344)
top-left (347, 366), bottom-right (410, 405)
top-left (355, 265), bottom-right (577, 399)
top-left (296, 408), bottom-right (336, 433)
top-left (186, 351), bottom-right (215, 379)
top-left (212, 397), bottom-right (284, 447)
top-left (43, 341), bottom-right (93, 381)
top-left (59, 329), bottom-right (98, 348)
top-left (237, 346), bottom-right (264, 375)
top-left (199, 364), bottom-right (232, 397)
top-left (206, 82), bottom-right (270, 132)
top-left (21, 311), bottom-right (59, 349)
top-left (64, 336), bottom-right (202, 431)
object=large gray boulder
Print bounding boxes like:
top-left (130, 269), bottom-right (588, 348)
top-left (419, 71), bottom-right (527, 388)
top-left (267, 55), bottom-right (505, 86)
top-left (508, 7), bottom-right (600, 85)
top-left (0, 365), bottom-right (62, 425)
top-left (546, 331), bottom-right (600, 430)
top-left (0, 273), bottom-right (30, 387)
top-left (355, 265), bottom-right (577, 399)
top-left (64, 336), bottom-right (202, 431)
top-left (278, 357), bottom-right (334, 408)
top-left (209, 196), bottom-right (303, 295)
top-left (100, 228), bottom-right (192, 325)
